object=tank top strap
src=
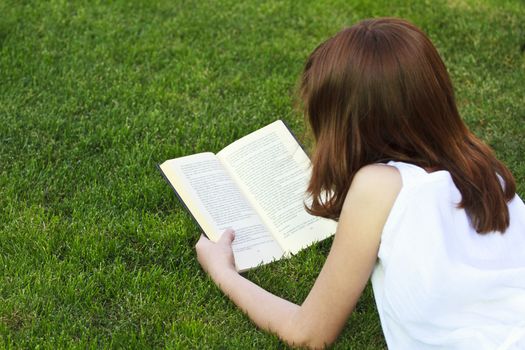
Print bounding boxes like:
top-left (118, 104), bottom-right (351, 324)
top-left (386, 161), bottom-right (428, 188)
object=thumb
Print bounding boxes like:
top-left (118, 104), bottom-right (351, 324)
top-left (219, 228), bottom-right (235, 244)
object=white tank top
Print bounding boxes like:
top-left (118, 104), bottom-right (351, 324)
top-left (371, 161), bottom-right (525, 350)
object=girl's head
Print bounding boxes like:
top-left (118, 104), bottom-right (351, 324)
top-left (302, 17), bottom-right (515, 233)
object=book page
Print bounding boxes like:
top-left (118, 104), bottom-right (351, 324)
top-left (159, 153), bottom-right (284, 271)
top-left (217, 121), bottom-right (337, 255)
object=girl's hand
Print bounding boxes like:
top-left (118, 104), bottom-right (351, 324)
top-left (195, 229), bottom-right (237, 280)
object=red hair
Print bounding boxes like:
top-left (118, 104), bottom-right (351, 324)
top-left (301, 18), bottom-right (515, 233)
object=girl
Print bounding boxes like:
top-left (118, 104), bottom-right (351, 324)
top-left (195, 18), bottom-right (525, 349)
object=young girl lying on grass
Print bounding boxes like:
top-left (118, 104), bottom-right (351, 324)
top-left (195, 17), bottom-right (525, 349)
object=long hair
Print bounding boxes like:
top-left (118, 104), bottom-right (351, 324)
top-left (301, 17), bottom-right (515, 233)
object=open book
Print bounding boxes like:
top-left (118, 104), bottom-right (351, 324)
top-left (159, 120), bottom-right (337, 271)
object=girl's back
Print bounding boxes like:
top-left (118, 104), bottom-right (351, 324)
top-left (373, 161), bottom-right (525, 349)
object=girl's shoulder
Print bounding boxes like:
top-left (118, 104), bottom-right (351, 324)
top-left (342, 163), bottom-right (402, 220)
top-left (351, 163), bottom-right (402, 194)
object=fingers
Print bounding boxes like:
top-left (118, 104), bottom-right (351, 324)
top-left (196, 230), bottom-right (235, 250)
top-left (195, 234), bottom-right (208, 250)
top-left (219, 228), bottom-right (235, 244)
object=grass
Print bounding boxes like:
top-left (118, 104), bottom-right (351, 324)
top-left (1, 0), bottom-right (524, 348)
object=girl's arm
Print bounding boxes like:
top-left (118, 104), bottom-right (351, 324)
top-left (196, 164), bottom-right (401, 349)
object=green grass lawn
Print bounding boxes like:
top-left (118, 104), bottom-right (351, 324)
top-left (1, 0), bottom-right (524, 348)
